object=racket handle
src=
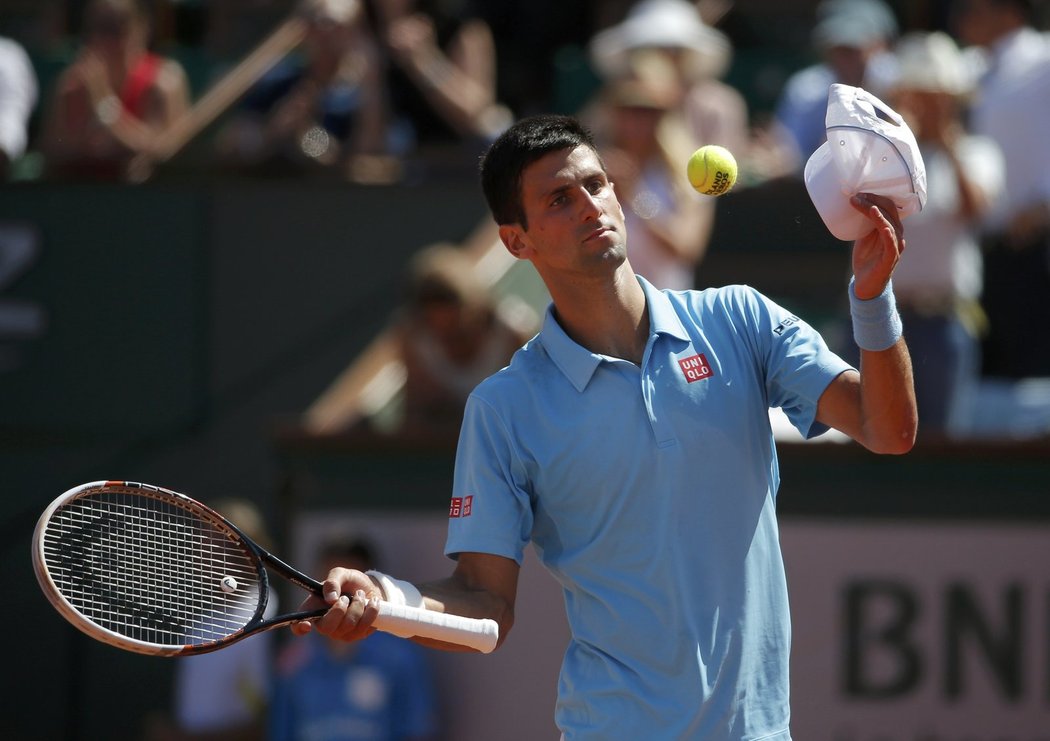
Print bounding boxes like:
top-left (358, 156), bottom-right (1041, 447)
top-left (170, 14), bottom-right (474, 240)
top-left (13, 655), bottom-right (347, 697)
top-left (374, 601), bottom-right (499, 654)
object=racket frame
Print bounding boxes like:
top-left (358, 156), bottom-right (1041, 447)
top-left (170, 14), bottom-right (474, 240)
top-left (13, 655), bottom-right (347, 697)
top-left (33, 480), bottom-right (498, 656)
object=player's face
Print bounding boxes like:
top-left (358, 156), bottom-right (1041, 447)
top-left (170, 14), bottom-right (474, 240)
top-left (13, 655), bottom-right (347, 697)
top-left (501, 145), bottom-right (627, 279)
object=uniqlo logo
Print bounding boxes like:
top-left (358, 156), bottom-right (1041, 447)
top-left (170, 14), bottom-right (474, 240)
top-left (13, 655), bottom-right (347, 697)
top-left (678, 353), bottom-right (713, 383)
top-left (449, 495), bottom-right (473, 518)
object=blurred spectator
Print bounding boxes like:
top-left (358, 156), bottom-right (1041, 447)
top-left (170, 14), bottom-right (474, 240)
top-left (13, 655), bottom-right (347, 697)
top-left (0, 36), bottom-right (40, 364)
top-left (392, 242), bottom-right (532, 435)
top-left (589, 66), bottom-right (714, 290)
top-left (588, 0), bottom-right (750, 160)
top-left (146, 499), bottom-right (276, 741)
top-left (372, 0), bottom-right (513, 163)
top-left (270, 536), bottom-right (439, 741)
top-left (0, 221), bottom-right (44, 372)
top-left (40, 0), bottom-right (191, 180)
top-left (887, 31), bottom-right (1005, 438)
top-left (759, 0), bottom-right (899, 177)
top-left (215, 0), bottom-right (396, 182)
top-left (0, 35), bottom-right (37, 180)
top-left (475, 0), bottom-right (620, 118)
top-left (953, 0), bottom-right (1050, 379)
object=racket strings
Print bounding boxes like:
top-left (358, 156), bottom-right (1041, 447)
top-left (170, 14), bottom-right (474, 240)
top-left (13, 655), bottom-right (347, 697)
top-left (41, 488), bottom-right (264, 648)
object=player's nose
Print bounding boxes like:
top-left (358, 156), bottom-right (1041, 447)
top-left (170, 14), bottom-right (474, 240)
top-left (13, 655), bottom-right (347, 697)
top-left (578, 188), bottom-right (604, 220)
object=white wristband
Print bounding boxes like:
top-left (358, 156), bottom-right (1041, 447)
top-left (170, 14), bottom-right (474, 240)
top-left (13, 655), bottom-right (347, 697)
top-left (366, 570), bottom-right (425, 609)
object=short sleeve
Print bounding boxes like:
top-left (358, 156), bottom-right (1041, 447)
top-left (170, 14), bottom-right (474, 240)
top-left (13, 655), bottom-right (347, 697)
top-left (748, 288), bottom-right (853, 439)
top-left (444, 392), bottom-right (533, 563)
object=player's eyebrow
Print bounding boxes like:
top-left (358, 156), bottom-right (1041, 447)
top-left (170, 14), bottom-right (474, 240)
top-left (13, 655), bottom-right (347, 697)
top-left (543, 183), bottom-right (573, 200)
top-left (540, 168), bottom-right (607, 200)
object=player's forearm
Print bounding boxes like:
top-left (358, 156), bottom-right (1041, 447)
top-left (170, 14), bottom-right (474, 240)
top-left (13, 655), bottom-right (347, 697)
top-left (418, 574), bottom-right (514, 650)
top-left (844, 274), bottom-right (917, 453)
top-left (857, 338), bottom-right (917, 453)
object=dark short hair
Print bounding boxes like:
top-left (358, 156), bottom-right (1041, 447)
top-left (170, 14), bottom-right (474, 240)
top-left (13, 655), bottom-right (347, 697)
top-left (479, 114), bottom-right (602, 229)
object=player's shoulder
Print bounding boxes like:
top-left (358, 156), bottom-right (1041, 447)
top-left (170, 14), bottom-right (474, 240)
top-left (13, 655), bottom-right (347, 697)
top-left (470, 334), bottom-right (547, 397)
top-left (669, 283), bottom-right (769, 315)
top-left (662, 284), bottom-right (785, 340)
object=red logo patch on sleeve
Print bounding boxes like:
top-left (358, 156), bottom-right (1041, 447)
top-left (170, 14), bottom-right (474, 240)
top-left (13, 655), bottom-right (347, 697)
top-left (449, 495), bottom-right (474, 518)
top-left (678, 353), bottom-right (713, 383)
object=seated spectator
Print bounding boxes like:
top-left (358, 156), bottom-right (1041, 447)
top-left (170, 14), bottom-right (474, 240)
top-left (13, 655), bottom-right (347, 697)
top-left (372, 0), bottom-right (513, 165)
top-left (887, 31), bottom-right (1004, 438)
top-left (270, 536), bottom-right (440, 741)
top-left (392, 242), bottom-right (532, 435)
top-left (0, 35), bottom-right (37, 180)
top-left (954, 0), bottom-right (1050, 379)
top-left (215, 0), bottom-right (396, 182)
top-left (41, 0), bottom-right (191, 180)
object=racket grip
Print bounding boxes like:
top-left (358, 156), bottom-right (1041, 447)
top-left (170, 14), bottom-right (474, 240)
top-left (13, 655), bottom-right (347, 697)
top-left (374, 601), bottom-right (499, 654)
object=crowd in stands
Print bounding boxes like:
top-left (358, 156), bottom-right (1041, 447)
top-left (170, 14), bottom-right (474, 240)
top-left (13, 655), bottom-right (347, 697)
top-left (6, 2), bottom-right (1047, 736)
top-left (3, 0), bottom-right (1050, 443)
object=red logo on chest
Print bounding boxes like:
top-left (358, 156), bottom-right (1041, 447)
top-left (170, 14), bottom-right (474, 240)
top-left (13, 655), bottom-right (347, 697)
top-left (449, 495), bottom-right (473, 518)
top-left (678, 353), bottom-right (713, 383)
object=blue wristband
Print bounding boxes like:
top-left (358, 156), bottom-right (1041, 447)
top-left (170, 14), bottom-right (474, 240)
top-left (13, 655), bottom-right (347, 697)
top-left (849, 277), bottom-right (902, 351)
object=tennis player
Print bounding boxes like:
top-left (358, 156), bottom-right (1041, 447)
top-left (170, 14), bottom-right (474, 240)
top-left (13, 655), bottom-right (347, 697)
top-left (295, 114), bottom-right (917, 740)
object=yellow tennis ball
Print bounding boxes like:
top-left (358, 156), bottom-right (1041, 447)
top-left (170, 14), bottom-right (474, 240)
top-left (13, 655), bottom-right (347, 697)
top-left (687, 145), bottom-right (738, 196)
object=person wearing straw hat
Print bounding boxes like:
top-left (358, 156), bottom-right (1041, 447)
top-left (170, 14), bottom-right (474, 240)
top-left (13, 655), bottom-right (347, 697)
top-left (586, 63), bottom-right (716, 290)
top-left (588, 0), bottom-right (750, 159)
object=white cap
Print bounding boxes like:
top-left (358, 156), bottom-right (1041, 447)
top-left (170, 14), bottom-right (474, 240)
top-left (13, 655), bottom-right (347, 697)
top-left (804, 83), bottom-right (927, 241)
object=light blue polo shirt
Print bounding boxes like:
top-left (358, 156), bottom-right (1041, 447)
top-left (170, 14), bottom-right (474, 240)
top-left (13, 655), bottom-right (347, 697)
top-left (445, 277), bottom-right (852, 740)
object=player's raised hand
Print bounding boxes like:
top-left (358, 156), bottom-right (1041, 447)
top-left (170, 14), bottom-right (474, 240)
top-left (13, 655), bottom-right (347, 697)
top-left (850, 193), bottom-right (905, 300)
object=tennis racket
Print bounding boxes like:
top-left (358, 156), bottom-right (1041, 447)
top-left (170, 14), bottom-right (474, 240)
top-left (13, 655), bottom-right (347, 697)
top-left (32, 480), bottom-right (499, 656)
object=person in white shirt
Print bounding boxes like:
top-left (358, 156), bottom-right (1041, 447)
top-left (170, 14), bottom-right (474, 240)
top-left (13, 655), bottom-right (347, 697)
top-left (887, 31), bottom-right (1005, 437)
top-left (954, 0), bottom-right (1050, 378)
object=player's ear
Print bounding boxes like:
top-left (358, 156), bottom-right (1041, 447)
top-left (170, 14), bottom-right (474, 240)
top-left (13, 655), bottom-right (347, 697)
top-left (499, 224), bottom-right (530, 260)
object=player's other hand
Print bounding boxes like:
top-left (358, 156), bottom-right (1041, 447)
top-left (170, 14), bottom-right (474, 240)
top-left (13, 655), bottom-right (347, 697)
top-left (850, 192), bottom-right (905, 300)
top-left (291, 567), bottom-right (383, 641)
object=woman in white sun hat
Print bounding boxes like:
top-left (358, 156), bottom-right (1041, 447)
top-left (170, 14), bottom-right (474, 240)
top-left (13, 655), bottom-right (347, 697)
top-left (588, 0), bottom-right (750, 160)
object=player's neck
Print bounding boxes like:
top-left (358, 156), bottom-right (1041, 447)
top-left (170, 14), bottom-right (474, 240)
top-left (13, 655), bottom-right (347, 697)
top-left (549, 267), bottom-right (649, 364)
